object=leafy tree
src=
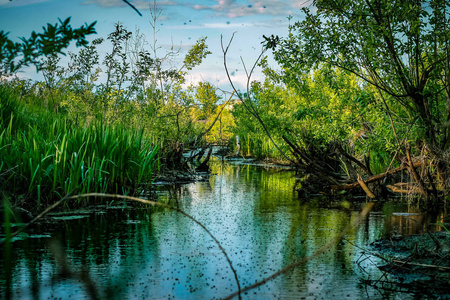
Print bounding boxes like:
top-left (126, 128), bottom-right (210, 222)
top-left (66, 37), bottom-right (103, 122)
top-left (104, 23), bottom-right (131, 93)
top-left (267, 0), bottom-right (450, 153)
top-left (39, 53), bottom-right (65, 112)
top-left (257, 0), bottom-right (450, 196)
top-left (195, 81), bottom-right (220, 119)
top-left (0, 17), bottom-right (96, 77)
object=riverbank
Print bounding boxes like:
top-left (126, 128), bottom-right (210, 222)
top-left (363, 231), bottom-right (450, 297)
top-left (2, 160), bottom-right (449, 299)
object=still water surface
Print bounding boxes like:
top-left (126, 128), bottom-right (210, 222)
top-left (1, 160), bottom-right (445, 299)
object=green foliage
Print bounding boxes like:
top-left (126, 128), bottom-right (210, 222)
top-left (195, 81), bottom-right (220, 119)
top-left (204, 101), bottom-right (235, 145)
top-left (183, 37), bottom-right (212, 71)
top-left (8, 22), bottom-right (213, 159)
top-left (231, 80), bottom-right (297, 160)
top-left (0, 17), bottom-right (96, 76)
top-left (103, 23), bottom-right (131, 91)
top-left (0, 85), bottom-right (158, 209)
top-left (0, 13), bottom-right (220, 206)
top-left (269, 0), bottom-right (450, 150)
top-left (229, 58), bottom-right (408, 173)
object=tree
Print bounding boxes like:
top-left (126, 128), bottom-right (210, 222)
top-left (0, 18), bottom-right (96, 77)
top-left (195, 82), bottom-right (220, 119)
top-left (66, 37), bottom-right (103, 122)
top-left (261, 0), bottom-right (450, 196)
top-left (104, 23), bottom-right (131, 93)
top-left (267, 0), bottom-right (450, 153)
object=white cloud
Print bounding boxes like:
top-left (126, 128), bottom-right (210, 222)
top-left (135, 0), bottom-right (179, 9)
top-left (76, 0), bottom-right (301, 19)
top-left (166, 20), bottom-right (287, 31)
top-left (78, 0), bottom-right (309, 21)
top-left (166, 22), bottom-right (259, 30)
top-left (292, 0), bottom-right (313, 9)
top-left (184, 70), bottom-right (255, 92)
top-left (81, 0), bottom-right (122, 8)
top-left (193, 0), bottom-right (308, 18)
top-left (81, 0), bottom-right (183, 9)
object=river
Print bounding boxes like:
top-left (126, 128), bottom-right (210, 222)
top-left (1, 159), bottom-right (446, 299)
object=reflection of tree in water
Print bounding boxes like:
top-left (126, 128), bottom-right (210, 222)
top-left (4, 161), bottom-right (447, 299)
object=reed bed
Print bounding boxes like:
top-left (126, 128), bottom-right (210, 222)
top-left (236, 133), bottom-right (289, 161)
top-left (0, 86), bottom-right (159, 210)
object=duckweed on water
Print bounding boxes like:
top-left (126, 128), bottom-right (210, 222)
top-left (3, 162), bottom-right (448, 299)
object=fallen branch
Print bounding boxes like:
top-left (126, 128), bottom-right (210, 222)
top-left (405, 143), bottom-right (428, 197)
top-left (1, 193), bottom-right (242, 300)
top-left (386, 183), bottom-right (427, 195)
top-left (390, 259), bottom-right (450, 272)
top-left (331, 161), bottom-right (423, 191)
top-left (357, 174), bottom-right (376, 198)
top-left (335, 144), bottom-right (373, 176)
top-left (282, 135), bottom-right (342, 186)
top-left (222, 202), bottom-right (375, 300)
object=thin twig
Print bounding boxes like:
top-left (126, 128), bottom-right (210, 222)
top-left (1, 191), bottom-right (75, 243)
top-left (222, 202), bottom-right (375, 300)
top-left (0, 193), bottom-right (242, 299)
top-left (122, 0), bottom-right (142, 16)
top-left (221, 34), bottom-right (296, 165)
top-left (194, 90), bottom-right (235, 143)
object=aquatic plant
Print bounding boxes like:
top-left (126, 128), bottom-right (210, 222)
top-left (0, 86), bottom-right (159, 210)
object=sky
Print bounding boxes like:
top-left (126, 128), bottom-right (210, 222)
top-left (0, 0), bottom-right (311, 91)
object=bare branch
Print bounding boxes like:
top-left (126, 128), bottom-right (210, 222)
top-left (223, 202), bottom-right (375, 299)
top-left (122, 0), bottom-right (142, 16)
top-left (221, 34), bottom-right (296, 164)
top-left (0, 193), bottom-right (243, 299)
top-left (194, 90), bottom-right (235, 143)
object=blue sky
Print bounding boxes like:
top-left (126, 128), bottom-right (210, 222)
top-left (0, 0), bottom-right (310, 90)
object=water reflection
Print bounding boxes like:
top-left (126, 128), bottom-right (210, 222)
top-left (1, 159), bottom-right (447, 299)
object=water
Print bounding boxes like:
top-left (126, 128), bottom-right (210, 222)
top-left (1, 160), bottom-right (447, 299)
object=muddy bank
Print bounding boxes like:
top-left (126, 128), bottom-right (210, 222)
top-left (366, 231), bottom-right (450, 297)
top-left (152, 170), bottom-right (210, 185)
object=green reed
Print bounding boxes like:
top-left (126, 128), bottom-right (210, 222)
top-left (238, 133), bottom-right (288, 161)
top-left (0, 86), bottom-right (159, 209)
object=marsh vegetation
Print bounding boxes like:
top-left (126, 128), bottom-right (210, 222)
top-left (1, 0), bottom-right (450, 298)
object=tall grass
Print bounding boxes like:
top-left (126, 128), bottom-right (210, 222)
top-left (233, 133), bottom-right (289, 161)
top-left (0, 85), bottom-right (159, 210)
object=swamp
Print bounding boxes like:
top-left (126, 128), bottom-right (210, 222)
top-left (3, 160), bottom-right (450, 299)
top-left (2, 0), bottom-right (450, 299)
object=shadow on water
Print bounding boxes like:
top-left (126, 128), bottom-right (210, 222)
top-left (1, 159), bottom-right (448, 299)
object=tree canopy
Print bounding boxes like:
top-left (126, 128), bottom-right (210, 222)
top-left (0, 18), bottom-right (96, 76)
top-left (267, 0), bottom-right (450, 150)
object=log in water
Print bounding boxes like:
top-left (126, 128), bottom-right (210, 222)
top-left (0, 159), bottom-right (447, 299)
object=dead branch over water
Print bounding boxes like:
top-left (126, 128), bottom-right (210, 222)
top-left (1, 192), bottom-right (376, 299)
top-left (1, 193), bottom-right (242, 300)
top-left (222, 202), bottom-right (375, 300)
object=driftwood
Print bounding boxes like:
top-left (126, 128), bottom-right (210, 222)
top-left (385, 183), bottom-right (427, 196)
top-left (335, 144), bottom-right (373, 176)
top-left (390, 260), bottom-right (450, 272)
top-left (405, 144), bottom-right (428, 197)
top-left (331, 161), bottom-right (423, 191)
top-left (282, 135), bottom-right (343, 186)
top-left (357, 174), bottom-right (376, 199)
top-left (286, 135), bottom-right (432, 198)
